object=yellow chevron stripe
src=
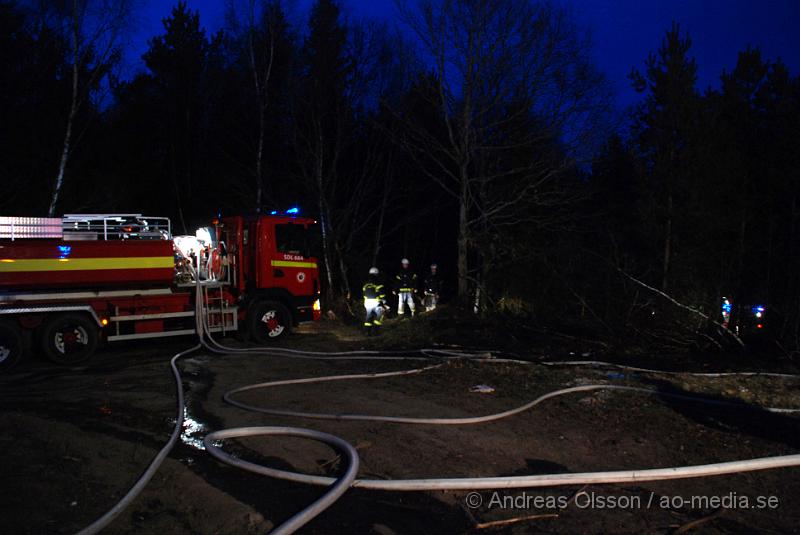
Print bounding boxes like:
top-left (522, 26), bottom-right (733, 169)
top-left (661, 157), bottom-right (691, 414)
top-left (270, 260), bottom-right (318, 269)
top-left (0, 257), bottom-right (174, 272)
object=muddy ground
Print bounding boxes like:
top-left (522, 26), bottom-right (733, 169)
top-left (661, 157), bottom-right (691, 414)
top-left (2, 312), bottom-right (800, 534)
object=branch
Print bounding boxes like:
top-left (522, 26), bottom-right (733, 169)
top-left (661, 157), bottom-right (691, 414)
top-left (616, 268), bottom-right (745, 347)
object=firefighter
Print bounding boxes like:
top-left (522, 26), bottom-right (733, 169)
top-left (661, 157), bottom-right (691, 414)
top-left (423, 263), bottom-right (442, 312)
top-left (188, 248), bottom-right (199, 277)
top-left (363, 267), bottom-right (386, 336)
top-left (395, 258), bottom-right (418, 317)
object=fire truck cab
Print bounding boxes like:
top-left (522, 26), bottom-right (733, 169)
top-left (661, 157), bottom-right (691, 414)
top-left (0, 213), bottom-right (321, 372)
top-left (221, 213), bottom-right (321, 340)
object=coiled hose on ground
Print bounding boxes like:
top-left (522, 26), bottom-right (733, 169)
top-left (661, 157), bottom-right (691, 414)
top-left (76, 281), bottom-right (800, 534)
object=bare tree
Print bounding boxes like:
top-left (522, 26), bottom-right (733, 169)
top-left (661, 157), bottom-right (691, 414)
top-left (46, 0), bottom-right (132, 216)
top-left (226, 0), bottom-right (290, 212)
top-left (371, 154), bottom-right (393, 265)
top-left (396, 0), bottom-right (611, 302)
top-left (293, 4), bottom-right (406, 300)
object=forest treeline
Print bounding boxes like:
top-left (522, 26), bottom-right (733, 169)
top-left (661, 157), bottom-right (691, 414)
top-left (1, 0), bottom-right (799, 352)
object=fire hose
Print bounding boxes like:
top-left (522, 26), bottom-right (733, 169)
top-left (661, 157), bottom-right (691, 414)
top-left (76, 280), bottom-right (800, 535)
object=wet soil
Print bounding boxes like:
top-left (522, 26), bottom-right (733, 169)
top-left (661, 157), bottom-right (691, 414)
top-left (1, 316), bottom-right (799, 534)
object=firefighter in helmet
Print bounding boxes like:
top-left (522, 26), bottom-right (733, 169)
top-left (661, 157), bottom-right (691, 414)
top-left (362, 267), bottom-right (386, 335)
top-left (423, 263), bottom-right (442, 312)
top-left (395, 258), bottom-right (418, 317)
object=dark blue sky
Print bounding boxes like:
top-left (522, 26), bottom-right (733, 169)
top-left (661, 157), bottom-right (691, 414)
top-left (127, 0), bottom-right (800, 110)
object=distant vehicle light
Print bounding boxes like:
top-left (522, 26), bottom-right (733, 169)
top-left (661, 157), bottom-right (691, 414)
top-left (270, 210), bottom-right (278, 215)
top-left (757, 324), bottom-right (763, 329)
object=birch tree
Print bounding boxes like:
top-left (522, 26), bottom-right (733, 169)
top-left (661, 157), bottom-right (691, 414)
top-left (226, 0), bottom-right (292, 212)
top-left (46, 0), bottom-right (132, 216)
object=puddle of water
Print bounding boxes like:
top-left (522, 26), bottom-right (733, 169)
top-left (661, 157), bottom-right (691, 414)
top-left (178, 354), bottom-right (217, 451)
top-left (183, 356), bottom-right (212, 367)
top-left (180, 406), bottom-right (207, 450)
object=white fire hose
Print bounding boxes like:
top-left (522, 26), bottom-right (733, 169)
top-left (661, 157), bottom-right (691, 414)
top-left (75, 280), bottom-right (800, 535)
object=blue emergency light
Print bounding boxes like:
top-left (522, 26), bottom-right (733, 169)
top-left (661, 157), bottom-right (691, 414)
top-left (285, 207), bottom-right (299, 214)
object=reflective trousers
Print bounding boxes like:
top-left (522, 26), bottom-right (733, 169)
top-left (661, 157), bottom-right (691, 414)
top-left (364, 298), bottom-right (384, 326)
top-left (397, 291), bottom-right (415, 316)
top-left (424, 292), bottom-right (438, 312)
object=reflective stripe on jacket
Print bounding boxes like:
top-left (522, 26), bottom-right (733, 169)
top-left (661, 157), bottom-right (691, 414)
top-left (363, 280), bottom-right (385, 300)
top-left (395, 271), bottom-right (417, 292)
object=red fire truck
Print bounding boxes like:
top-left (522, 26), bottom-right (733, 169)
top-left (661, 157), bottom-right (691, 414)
top-left (0, 213), bottom-right (321, 371)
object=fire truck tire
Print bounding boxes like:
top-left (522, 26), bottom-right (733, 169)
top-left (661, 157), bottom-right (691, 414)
top-left (248, 301), bottom-right (292, 343)
top-left (0, 320), bottom-right (25, 372)
top-left (40, 313), bottom-right (99, 365)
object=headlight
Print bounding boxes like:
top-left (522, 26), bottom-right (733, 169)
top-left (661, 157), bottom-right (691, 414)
top-left (312, 299), bottom-right (321, 311)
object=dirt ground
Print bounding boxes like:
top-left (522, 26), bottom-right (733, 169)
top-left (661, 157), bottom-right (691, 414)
top-left (2, 313), bottom-right (800, 534)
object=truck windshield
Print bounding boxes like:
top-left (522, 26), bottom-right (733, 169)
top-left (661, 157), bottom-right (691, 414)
top-left (275, 223), bottom-right (314, 257)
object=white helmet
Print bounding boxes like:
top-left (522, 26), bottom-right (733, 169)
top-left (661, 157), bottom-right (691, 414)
top-left (401, 258), bottom-right (410, 265)
top-left (369, 267), bottom-right (379, 275)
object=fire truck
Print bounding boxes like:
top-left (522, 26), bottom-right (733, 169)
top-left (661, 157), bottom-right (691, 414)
top-left (0, 213), bottom-right (321, 372)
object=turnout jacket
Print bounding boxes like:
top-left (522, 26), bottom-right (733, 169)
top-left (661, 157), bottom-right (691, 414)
top-left (395, 269), bottom-right (418, 292)
top-left (424, 273), bottom-right (442, 294)
top-left (362, 277), bottom-right (386, 301)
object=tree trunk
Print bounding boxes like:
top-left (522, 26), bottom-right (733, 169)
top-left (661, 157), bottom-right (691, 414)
top-left (170, 104), bottom-right (187, 234)
top-left (457, 172), bottom-right (469, 300)
top-left (249, 2), bottom-right (273, 214)
top-left (255, 109), bottom-right (265, 212)
top-left (662, 193), bottom-right (673, 291)
top-left (735, 209), bottom-right (747, 297)
top-left (335, 239), bottom-right (351, 298)
top-left (318, 202), bottom-right (335, 300)
top-left (49, 0), bottom-right (80, 217)
top-left (185, 103), bottom-right (193, 207)
top-left (50, 100), bottom-right (76, 216)
top-left (315, 133), bottom-right (335, 301)
top-left (372, 202), bottom-right (386, 267)
top-left (372, 170), bottom-right (390, 266)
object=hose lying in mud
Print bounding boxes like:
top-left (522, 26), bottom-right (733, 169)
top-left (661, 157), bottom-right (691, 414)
top-left (541, 359), bottom-right (799, 379)
top-left (74, 342), bottom-right (202, 535)
top-left (206, 384), bottom-right (800, 491)
top-left (75, 281), bottom-right (800, 535)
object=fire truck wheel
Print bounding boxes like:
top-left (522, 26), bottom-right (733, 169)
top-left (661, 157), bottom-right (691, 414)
top-left (0, 320), bottom-right (25, 372)
top-left (40, 313), bottom-right (99, 365)
top-left (249, 301), bottom-right (291, 343)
